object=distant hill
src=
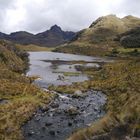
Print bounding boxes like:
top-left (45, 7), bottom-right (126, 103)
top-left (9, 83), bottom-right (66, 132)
top-left (55, 15), bottom-right (140, 56)
top-left (0, 25), bottom-right (76, 47)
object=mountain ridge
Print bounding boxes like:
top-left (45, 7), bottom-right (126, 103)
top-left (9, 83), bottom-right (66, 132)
top-left (55, 15), bottom-right (140, 56)
top-left (0, 25), bottom-right (76, 47)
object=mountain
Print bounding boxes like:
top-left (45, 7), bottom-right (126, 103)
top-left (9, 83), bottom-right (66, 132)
top-left (0, 32), bottom-right (8, 39)
top-left (0, 25), bottom-right (76, 47)
top-left (55, 15), bottom-right (140, 56)
top-left (35, 25), bottom-right (76, 46)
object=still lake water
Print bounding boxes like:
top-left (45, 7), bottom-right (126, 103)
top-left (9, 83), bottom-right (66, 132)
top-left (27, 51), bottom-right (109, 87)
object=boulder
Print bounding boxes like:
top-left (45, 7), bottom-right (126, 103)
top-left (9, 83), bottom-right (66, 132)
top-left (72, 90), bottom-right (85, 98)
top-left (65, 106), bottom-right (79, 116)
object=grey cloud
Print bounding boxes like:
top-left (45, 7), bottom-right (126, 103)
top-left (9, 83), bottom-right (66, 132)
top-left (0, 0), bottom-right (140, 34)
top-left (121, 0), bottom-right (140, 16)
top-left (24, 0), bottom-right (101, 33)
top-left (0, 0), bottom-right (16, 33)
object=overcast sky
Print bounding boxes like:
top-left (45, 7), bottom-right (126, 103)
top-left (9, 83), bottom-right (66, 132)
top-left (0, 0), bottom-right (140, 34)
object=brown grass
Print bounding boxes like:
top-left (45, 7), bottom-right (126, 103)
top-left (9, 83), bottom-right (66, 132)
top-left (0, 40), bottom-right (54, 140)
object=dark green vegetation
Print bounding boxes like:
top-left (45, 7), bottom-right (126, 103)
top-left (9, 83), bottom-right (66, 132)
top-left (0, 40), bottom-right (53, 140)
top-left (54, 15), bottom-right (140, 56)
top-left (0, 25), bottom-right (76, 47)
top-left (118, 27), bottom-right (140, 48)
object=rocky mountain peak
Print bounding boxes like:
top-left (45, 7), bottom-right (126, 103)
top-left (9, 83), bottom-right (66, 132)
top-left (50, 25), bottom-right (62, 32)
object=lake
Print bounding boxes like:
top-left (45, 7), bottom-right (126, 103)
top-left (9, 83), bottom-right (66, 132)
top-left (27, 51), bottom-right (110, 88)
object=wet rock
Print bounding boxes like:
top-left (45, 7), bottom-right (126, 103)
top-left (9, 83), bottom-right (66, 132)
top-left (73, 119), bottom-right (78, 124)
top-left (40, 105), bottom-right (49, 113)
top-left (65, 106), bottom-right (79, 116)
top-left (133, 128), bottom-right (140, 137)
top-left (94, 106), bottom-right (99, 111)
top-left (23, 90), bottom-right (106, 140)
top-left (42, 126), bottom-right (46, 130)
top-left (51, 102), bottom-right (59, 108)
top-left (48, 113), bottom-right (54, 117)
top-left (72, 90), bottom-right (84, 98)
top-left (87, 104), bottom-right (91, 107)
top-left (50, 108), bottom-right (57, 112)
top-left (35, 117), bottom-right (40, 122)
top-left (57, 75), bottom-right (65, 81)
top-left (28, 131), bottom-right (35, 136)
top-left (68, 122), bottom-right (73, 126)
top-left (56, 109), bottom-right (62, 114)
top-left (45, 122), bottom-right (53, 127)
top-left (49, 130), bottom-right (56, 136)
top-left (0, 99), bottom-right (9, 104)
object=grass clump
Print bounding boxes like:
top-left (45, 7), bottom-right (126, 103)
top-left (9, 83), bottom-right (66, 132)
top-left (67, 59), bottom-right (140, 139)
top-left (16, 44), bottom-right (54, 52)
top-left (0, 40), bottom-right (53, 140)
top-left (51, 59), bottom-right (140, 139)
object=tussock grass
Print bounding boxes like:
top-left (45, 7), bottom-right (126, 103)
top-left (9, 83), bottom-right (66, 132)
top-left (51, 59), bottom-right (140, 139)
top-left (16, 44), bottom-right (54, 52)
top-left (69, 59), bottom-right (140, 139)
top-left (0, 40), bottom-right (53, 140)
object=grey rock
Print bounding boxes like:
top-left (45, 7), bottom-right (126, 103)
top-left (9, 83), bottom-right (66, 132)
top-left (49, 130), bottom-right (56, 136)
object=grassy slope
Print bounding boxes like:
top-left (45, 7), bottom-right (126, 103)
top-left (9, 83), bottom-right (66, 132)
top-left (52, 17), bottom-right (140, 139)
top-left (0, 40), bottom-right (53, 140)
top-left (16, 44), bottom-right (54, 52)
top-left (51, 15), bottom-right (140, 139)
top-left (50, 58), bottom-right (140, 139)
top-left (54, 15), bottom-right (140, 56)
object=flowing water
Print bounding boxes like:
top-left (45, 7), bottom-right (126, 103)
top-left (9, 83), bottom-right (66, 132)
top-left (23, 52), bottom-right (109, 140)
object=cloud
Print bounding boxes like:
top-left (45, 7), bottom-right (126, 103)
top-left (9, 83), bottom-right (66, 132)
top-left (0, 0), bottom-right (16, 33)
top-left (0, 0), bottom-right (140, 34)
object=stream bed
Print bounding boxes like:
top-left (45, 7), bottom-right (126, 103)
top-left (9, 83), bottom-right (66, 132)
top-left (23, 52), bottom-right (109, 140)
top-left (23, 90), bottom-right (106, 140)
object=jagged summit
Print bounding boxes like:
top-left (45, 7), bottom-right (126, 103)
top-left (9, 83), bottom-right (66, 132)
top-left (0, 25), bottom-right (76, 47)
top-left (50, 25), bottom-right (62, 32)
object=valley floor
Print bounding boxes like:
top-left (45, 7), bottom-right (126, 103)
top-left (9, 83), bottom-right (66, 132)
top-left (0, 40), bottom-right (140, 140)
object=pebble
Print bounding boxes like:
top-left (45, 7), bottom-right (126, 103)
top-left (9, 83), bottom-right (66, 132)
top-left (45, 122), bottom-right (53, 127)
top-left (68, 122), bottom-right (73, 126)
top-left (49, 130), bottom-right (56, 136)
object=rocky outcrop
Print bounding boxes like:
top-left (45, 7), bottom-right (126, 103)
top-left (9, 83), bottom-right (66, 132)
top-left (117, 27), bottom-right (140, 48)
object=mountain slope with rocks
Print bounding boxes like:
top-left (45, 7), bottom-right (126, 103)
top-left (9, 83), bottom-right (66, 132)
top-left (0, 25), bottom-right (76, 47)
